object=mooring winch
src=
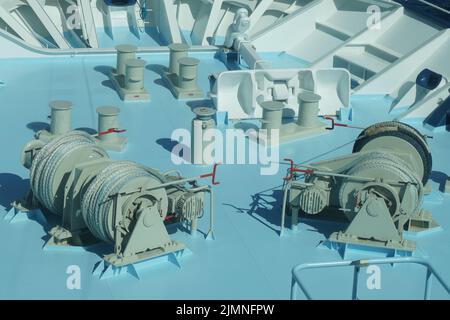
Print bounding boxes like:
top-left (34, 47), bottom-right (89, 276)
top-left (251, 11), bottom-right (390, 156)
top-left (281, 121), bottom-right (439, 253)
top-left (20, 131), bottom-right (217, 267)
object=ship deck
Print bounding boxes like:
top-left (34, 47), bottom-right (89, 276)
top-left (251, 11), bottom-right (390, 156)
top-left (0, 48), bottom-right (449, 299)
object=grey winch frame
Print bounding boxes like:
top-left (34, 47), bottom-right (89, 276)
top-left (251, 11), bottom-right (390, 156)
top-left (18, 131), bottom-right (217, 267)
top-left (280, 121), bottom-right (439, 253)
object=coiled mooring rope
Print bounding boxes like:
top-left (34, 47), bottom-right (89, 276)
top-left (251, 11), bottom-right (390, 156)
top-left (30, 131), bottom-right (108, 214)
top-left (339, 151), bottom-right (424, 215)
top-left (81, 161), bottom-right (163, 243)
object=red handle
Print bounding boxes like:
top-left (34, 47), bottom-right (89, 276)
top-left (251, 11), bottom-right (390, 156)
top-left (164, 214), bottom-right (176, 222)
top-left (98, 128), bottom-right (127, 136)
top-left (284, 158), bottom-right (295, 181)
top-left (284, 158), bottom-right (314, 181)
top-left (200, 163), bottom-right (221, 185)
top-left (324, 116), bottom-right (349, 130)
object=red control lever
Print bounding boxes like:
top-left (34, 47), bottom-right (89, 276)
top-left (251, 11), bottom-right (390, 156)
top-left (323, 116), bottom-right (364, 130)
top-left (324, 116), bottom-right (348, 130)
top-left (200, 163), bottom-right (221, 185)
top-left (284, 158), bottom-right (314, 181)
top-left (98, 128), bottom-right (127, 136)
top-left (164, 214), bottom-right (176, 222)
top-left (284, 158), bottom-right (295, 181)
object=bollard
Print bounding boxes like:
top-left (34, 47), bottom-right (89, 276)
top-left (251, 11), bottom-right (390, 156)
top-left (191, 107), bottom-right (216, 165)
top-left (97, 106), bottom-right (121, 143)
top-left (260, 101), bottom-right (284, 131)
top-left (168, 43), bottom-right (190, 75)
top-left (297, 92), bottom-right (321, 128)
top-left (115, 44), bottom-right (137, 77)
top-left (49, 100), bottom-right (72, 136)
top-left (178, 57), bottom-right (200, 91)
top-left (125, 59), bottom-right (146, 92)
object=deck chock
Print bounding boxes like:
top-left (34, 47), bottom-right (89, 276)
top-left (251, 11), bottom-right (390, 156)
top-left (136, 247), bottom-right (193, 270)
top-left (4, 207), bottom-right (16, 221)
top-left (320, 240), bottom-right (414, 260)
top-left (5, 207), bottom-right (47, 226)
top-left (167, 252), bottom-right (182, 269)
top-left (96, 261), bottom-right (140, 280)
top-left (92, 260), bottom-right (107, 277)
top-left (206, 230), bottom-right (215, 241)
top-left (9, 210), bottom-right (31, 224)
top-left (94, 248), bottom-right (193, 280)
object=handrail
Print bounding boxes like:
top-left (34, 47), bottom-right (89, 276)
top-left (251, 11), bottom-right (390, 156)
top-left (415, 0), bottom-right (450, 15)
top-left (0, 28), bottom-right (219, 59)
top-left (394, 0), bottom-right (450, 28)
top-left (291, 257), bottom-right (450, 300)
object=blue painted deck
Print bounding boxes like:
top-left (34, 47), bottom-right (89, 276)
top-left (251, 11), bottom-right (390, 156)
top-left (0, 49), bottom-right (449, 299)
top-left (96, 27), bottom-right (163, 48)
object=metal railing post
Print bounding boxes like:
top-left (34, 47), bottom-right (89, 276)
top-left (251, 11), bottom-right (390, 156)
top-left (291, 257), bottom-right (449, 300)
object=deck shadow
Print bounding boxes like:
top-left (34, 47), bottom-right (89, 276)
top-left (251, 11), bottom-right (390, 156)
top-left (186, 100), bottom-right (215, 111)
top-left (226, 184), bottom-right (349, 237)
top-left (101, 80), bottom-right (116, 91)
top-left (146, 64), bottom-right (167, 75)
top-left (75, 127), bottom-right (97, 135)
top-left (27, 122), bottom-right (49, 133)
top-left (147, 64), bottom-right (170, 90)
top-left (156, 138), bottom-right (190, 162)
top-left (94, 65), bottom-right (113, 76)
top-left (430, 171), bottom-right (448, 192)
top-left (233, 122), bottom-right (259, 132)
top-left (224, 186), bottom-right (285, 234)
top-left (0, 173), bottom-right (29, 211)
top-left (94, 66), bottom-right (117, 92)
